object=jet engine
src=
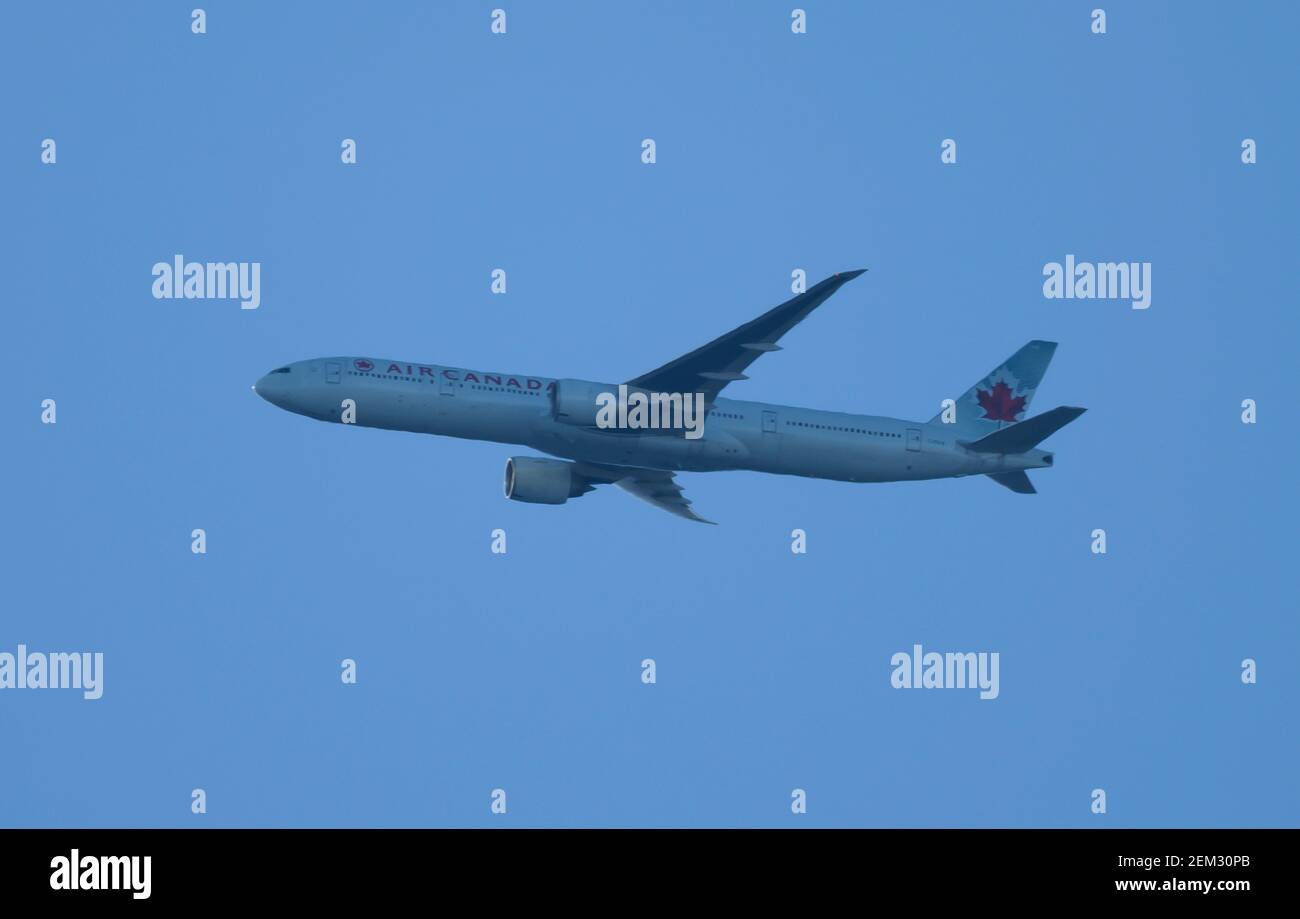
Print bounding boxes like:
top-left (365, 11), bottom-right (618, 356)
top-left (550, 378), bottom-right (615, 427)
top-left (503, 456), bottom-right (593, 505)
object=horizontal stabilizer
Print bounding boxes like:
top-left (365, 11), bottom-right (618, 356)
top-left (987, 471), bottom-right (1036, 494)
top-left (964, 406), bottom-right (1086, 454)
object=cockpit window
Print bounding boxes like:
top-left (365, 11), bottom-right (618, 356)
top-left (272, 367), bottom-right (291, 374)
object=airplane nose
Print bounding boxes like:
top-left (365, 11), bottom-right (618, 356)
top-left (253, 371), bottom-right (290, 408)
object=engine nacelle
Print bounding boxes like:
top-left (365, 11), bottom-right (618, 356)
top-left (551, 378), bottom-right (616, 427)
top-left (503, 456), bottom-right (592, 505)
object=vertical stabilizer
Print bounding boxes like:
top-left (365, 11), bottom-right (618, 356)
top-left (931, 340), bottom-right (1057, 437)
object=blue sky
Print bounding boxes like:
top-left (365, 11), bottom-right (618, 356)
top-left (2, 1), bottom-right (1296, 827)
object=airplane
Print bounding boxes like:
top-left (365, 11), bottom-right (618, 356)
top-left (253, 270), bottom-right (1085, 523)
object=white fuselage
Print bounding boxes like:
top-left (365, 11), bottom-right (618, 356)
top-left (254, 357), bottom-right (1053, 484)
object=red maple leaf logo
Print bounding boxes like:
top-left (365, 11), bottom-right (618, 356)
top-left (976, 380), bottom-right (1026, 421)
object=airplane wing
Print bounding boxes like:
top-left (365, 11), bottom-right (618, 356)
top-left (574, 462), bottom-right (716, 524)
top-left (626, 269), bottom-right (867, 404)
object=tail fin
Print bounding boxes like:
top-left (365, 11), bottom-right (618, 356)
top-left (965, 406), bottom-right (1086, 454)
top-left (931, 340), bottom-right (1057, 437)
